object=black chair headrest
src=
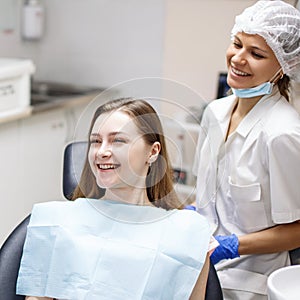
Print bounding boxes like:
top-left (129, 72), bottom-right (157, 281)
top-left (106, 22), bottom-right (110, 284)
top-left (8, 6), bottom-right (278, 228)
top-left (62, 141), bottom-right (88, 200)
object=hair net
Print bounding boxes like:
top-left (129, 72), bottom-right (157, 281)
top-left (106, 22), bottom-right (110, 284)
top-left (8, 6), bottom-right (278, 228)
top-left (231, 0), bottom-right (300, 82)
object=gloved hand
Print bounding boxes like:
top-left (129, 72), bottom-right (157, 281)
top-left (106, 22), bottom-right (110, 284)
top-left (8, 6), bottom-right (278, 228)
top-left (184, 205), bottom-right (196, 211)
top-left (210, 234), bottom-right (240, 265)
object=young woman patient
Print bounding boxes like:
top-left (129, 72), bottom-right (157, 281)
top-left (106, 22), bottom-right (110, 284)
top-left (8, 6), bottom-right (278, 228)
top-left (17, 98), bottom-right (212, 300)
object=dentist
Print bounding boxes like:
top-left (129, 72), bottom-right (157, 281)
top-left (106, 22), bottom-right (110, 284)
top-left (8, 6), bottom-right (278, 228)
top-left (194, 1), bottom-right (300, 299)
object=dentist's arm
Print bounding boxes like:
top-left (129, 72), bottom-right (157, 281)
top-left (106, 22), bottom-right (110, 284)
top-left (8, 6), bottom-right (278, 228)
top-left (211, 221), bottom-right (300, 264)
top-left (238, 221), bottom-right (300, 255)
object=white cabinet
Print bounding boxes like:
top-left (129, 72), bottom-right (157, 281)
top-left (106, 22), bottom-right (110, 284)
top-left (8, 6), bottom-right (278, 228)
top-left (0, 121), bottom-right (22, 244)
top-left (19, 109), bottom-right (68, 204)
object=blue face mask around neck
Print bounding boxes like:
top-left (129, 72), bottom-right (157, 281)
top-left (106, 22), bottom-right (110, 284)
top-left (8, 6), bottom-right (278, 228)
top-left (231, 81), bottom-right (273, 98)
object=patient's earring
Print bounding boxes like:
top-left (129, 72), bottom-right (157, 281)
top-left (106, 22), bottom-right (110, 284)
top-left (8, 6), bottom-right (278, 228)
top-left (148, 155), bottom-right (156, 167)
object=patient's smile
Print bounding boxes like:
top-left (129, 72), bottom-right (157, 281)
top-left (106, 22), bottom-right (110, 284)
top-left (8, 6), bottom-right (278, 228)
top-left (97, 164), bottom-right (120, 170)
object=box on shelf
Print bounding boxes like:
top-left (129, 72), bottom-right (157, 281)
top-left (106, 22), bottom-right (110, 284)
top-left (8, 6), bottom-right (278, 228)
top-left (0, 58), bottom-right (35, 117)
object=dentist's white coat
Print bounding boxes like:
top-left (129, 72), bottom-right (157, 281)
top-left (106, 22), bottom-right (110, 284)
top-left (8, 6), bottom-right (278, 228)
top-left (194, 87), bottom-right (300, 299)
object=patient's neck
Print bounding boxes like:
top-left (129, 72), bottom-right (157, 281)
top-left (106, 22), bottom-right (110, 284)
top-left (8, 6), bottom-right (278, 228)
top-left (104, 187), bottom-right (153, 206)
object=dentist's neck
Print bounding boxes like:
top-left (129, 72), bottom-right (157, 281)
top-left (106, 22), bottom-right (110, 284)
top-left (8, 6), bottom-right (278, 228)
top-left (226, 95), bottom-right (262, 140)
top-left (235, 95), bottom-right (262, 118)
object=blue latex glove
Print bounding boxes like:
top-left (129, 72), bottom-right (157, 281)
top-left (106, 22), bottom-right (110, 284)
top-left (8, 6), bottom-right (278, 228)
top-left (211, 234), bottom-right (240, 264)
top-left (184, 205), bottom-right (196, 211)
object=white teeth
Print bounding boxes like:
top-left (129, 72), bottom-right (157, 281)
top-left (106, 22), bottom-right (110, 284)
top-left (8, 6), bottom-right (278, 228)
top-left (232, 67), bottom-right (249, 76)
top-left (98, 164), bottom-right (116, 170)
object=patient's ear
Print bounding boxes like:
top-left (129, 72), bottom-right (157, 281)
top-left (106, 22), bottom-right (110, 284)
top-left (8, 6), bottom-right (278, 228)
top-left (148, 142), bottom-right (161, 164)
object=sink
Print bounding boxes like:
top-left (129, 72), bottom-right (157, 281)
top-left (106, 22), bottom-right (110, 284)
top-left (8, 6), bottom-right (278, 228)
top-left (31, 81), bottom-right (103, 105)
top-left (268, 265), bottom-right (300, 300)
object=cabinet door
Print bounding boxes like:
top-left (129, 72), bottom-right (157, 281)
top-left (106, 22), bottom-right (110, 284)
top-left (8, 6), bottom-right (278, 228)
top-left (19, 109), bottom-right (68, 205)
top-left (0, 121), bottom-right (21, 244)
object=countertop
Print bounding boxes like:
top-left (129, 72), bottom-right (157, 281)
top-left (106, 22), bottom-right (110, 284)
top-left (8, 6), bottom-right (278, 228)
top-left (0, 90), bottom-right (102, 124)
top-left (31, 91), bottom-right (101, 113)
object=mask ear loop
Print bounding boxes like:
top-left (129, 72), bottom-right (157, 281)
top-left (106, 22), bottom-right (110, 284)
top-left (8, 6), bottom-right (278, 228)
top-left (270, 68), bottom-right (284, 85)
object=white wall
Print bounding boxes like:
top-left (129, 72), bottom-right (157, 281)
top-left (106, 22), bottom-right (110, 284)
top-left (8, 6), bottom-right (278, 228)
top-left (0, 0), bottom-right (165, 88)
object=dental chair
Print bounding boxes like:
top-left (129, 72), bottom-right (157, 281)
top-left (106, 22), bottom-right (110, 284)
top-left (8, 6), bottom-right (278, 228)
top-left (0, 141), bottom-right (223, 300)
top-left (289, 248), bottom-right (300, 265)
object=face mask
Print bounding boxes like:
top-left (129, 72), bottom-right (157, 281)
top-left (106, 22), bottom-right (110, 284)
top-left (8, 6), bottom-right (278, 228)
top-left (231, 68), bottom-right (283, 99)
top-left (231, 82), bottom-right (273, 98)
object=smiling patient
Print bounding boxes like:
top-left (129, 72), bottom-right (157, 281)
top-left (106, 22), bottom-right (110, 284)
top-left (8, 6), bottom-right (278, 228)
top-left (17, 98), bottom-right (213, 300)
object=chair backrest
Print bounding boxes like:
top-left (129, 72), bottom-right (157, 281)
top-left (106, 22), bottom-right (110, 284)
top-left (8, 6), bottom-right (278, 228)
top-left (206, 259), bottom-right (223, 299)
top-left (0, 141), bottom-right (223, 299)
top-left (0, 215), bottom-right (30, 300)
